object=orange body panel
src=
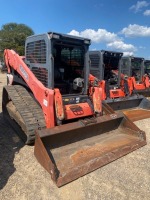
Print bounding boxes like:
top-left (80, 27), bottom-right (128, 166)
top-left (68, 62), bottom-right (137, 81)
top-left (110, 89), bottom-right (125, 98)
top-left (126, 78), bottom-right (133, 95)
top-left (131, 77), bottom-right (145, 90)
top-left (92, 87), bottom-right (102, 113)
top-left (144, 76), bottom-right (150, 88)
top-left (54, 88), bottom-right (64, 121)
top-left (98, 80), bottom-right (106, 100)
top-left (64, 103), bottom-right (93, 120)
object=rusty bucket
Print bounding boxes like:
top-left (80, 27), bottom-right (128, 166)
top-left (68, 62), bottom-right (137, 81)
top-left (34, 111), bottom-right (146, 187)
top-left (105, 95), bottom-right (150, 121)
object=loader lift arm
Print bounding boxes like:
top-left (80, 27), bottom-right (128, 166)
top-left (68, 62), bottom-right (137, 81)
top-left (4, 49), bottom-right (55, 128)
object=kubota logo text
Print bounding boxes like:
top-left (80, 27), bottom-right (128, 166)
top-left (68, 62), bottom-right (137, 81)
top-left (20, 65), bottom-right (28, 80)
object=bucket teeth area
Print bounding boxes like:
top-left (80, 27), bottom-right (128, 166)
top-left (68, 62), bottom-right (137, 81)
top-left (34, 113), bottom-right (146, 187)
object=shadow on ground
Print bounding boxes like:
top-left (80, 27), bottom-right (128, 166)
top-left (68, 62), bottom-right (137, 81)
top-left (0, 112), bottom-right (24, 190)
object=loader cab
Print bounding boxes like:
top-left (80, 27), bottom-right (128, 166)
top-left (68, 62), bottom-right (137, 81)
top-left (121, 57), bottom-right (144, 82)
top-left (25, 32), bottom-right (90, 95)
top-left (89, 50), bottom-right (123, 88)
top-left (144, 60), bottom-right (150, 77)
top-left (102, 51), bottom-right (123, 88)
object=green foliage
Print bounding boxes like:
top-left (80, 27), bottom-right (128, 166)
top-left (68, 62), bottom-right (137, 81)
top-left (0, 22), bottom-right (34, 60)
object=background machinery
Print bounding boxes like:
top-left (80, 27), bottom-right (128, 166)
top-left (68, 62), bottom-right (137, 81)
top-left (2, 33), bottom-right (146, 187)
top-left (89, 50), bottom-right (125, 99)
top-left (89, 51), bottom-right (150, 121)
top-left (121, 56), bottom-right (150, 96)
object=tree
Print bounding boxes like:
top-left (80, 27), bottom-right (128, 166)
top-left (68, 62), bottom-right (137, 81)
top-left (0, 23), bottom-right (34, 60)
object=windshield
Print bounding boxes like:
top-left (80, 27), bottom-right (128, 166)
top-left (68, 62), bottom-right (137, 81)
top-left (145, 62), bottom-right (150, 70)
top-left (103, 56), bottom-right (121, 86)
top-left (104, 56), bottom-right (119, 80)
top-left (144, 62), bottom-right (150, 75)
top-left (131, 59), bottom-right (142, 81)
top-left (53, 42), bottom-right (85, 94)
top-left (131, 60), bottom-right (142, 70)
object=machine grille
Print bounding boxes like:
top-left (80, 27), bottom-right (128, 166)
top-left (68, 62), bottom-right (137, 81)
top-left (31, 67), bottom-right (48, 87)
top-left (26, 40), bottom-right (46, 64)
top-left (89, 54), bottom-right (100, 68)
top-left (89, 54), bottom-right (100, 79)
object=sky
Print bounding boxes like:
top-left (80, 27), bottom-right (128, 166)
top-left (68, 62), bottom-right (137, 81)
top-left (0, 0), bottom-right (150, 59)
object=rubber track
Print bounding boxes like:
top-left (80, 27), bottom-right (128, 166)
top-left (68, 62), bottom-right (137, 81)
top-left (3, 85), bottom-right (46, 144)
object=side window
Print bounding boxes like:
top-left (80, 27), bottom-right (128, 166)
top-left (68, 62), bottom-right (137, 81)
top-left (26, 40), bottom-right (46, 64)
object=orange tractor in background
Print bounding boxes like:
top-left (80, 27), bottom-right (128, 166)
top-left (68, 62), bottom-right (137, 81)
top-left (89, 51), bottom-right (150, 121)
top-left (121, 56), bottom-right (150, 96)
top-left (90, 50), bottom-right (127, 100)
top-left (2, 33), bottom-right (146, 187)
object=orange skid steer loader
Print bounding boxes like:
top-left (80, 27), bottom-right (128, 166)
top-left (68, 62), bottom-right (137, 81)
top-left (3, 32), bottom-right (146, 187)
top-left (89, 51), bottom-right (150, 122)
top-left (120, 56), bottom-right (150, 120)
top-left (121, 56), bottom-right (150, 97)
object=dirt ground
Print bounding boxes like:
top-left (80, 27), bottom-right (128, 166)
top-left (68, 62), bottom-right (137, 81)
top-left (0, 72), bottom-right (150, 200)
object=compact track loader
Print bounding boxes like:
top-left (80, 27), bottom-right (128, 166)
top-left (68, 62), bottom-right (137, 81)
top-left (89, 51), bottom-right (150, 121)
top-left (121, 56), bottom-right (150, 97)
top-left (3, 33), bottom-right (146, 187)
top-left (121, 57), bottom-right (150, 121)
